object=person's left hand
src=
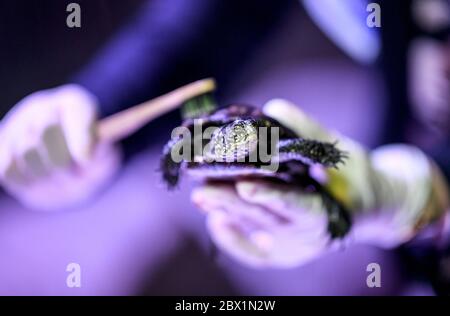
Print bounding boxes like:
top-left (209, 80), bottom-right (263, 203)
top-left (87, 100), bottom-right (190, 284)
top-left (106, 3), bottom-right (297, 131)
top-left (190, 99), bottom-right (449, 268)
top-left (190, 99), bottom-right (352, 268)
top-left (192, 179), bottom-right (332, 268)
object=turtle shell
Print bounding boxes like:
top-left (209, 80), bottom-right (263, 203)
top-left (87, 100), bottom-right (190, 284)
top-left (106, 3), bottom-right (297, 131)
top-left (178, 104), bottom-right (332, 185)
top-left (161, 103), bottom-right (351, 239)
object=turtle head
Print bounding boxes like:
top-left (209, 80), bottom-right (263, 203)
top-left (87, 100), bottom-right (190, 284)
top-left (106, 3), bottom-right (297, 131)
top-left (205, 119), bottom-right (259, 163)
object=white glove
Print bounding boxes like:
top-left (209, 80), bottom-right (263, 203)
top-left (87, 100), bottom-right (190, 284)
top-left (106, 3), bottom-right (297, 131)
top-left (191, 99), bottom-right (449, 268)
top-left (0, 84), bottom-right (121, 211)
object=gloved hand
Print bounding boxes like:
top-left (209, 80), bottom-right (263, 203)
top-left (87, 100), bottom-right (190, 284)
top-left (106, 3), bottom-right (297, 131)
top-left (0, 84), bottom-right (121, 211)
top-left (192, 99), bottom-right (449, 268)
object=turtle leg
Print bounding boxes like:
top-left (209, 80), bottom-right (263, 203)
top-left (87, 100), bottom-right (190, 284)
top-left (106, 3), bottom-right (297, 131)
top-left (277, 138), bottom-right (347, 168)
top-left (160, 137), bottom-right (186, 189)
top-left (287, 175), bottom-right (352, 239)
top-left (319, 188), bottom-right (352, 239)
top-left (278, 139), bottom-right (351, 239)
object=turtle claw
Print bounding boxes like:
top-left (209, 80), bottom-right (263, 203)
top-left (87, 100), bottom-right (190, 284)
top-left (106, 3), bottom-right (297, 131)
top-left (278, 139), bottom-right (348, 168)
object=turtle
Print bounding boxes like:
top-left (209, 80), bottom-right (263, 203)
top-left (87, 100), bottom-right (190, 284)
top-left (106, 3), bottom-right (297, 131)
top-left (160, 95), bottom-right (352, 239)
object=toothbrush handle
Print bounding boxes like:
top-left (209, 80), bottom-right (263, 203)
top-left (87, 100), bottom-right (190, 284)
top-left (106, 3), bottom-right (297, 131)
top-left (96, 78), bottom-right (216, 143)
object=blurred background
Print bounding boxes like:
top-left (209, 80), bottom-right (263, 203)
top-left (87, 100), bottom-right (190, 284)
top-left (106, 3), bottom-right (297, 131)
top-left (0, 0), bottom-right (448, 295)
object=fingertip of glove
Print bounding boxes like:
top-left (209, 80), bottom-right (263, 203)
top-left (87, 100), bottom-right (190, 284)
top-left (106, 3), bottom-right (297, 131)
top-left (236, 180), bottom-right (261, 198)
top-left (191, 187), bottom-right (206, 206)
top-left (263, 99), bottom-right (299, 120)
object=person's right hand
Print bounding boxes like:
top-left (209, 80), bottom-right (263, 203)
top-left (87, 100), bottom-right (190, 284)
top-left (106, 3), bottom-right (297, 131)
top-left (0, 84), bottom-right (121, 211)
